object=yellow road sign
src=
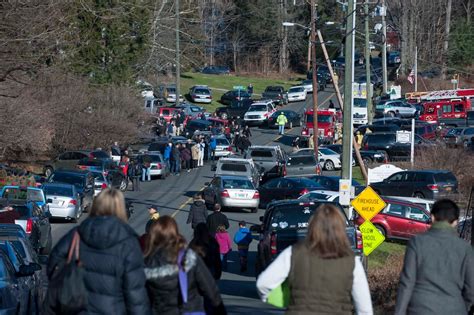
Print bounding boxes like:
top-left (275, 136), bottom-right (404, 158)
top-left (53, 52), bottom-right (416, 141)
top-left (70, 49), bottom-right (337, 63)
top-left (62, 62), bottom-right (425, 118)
top-left (359, 221), bottom-right (385, 256)
top-left (351, 186), bottom-right (386, 221)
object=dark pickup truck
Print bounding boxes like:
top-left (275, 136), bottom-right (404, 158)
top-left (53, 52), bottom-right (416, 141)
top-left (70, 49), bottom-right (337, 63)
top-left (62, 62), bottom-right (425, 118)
top-left (215, 99), bottom-right (254, 120)
top-left (252, 200), bottom-right (363, 275)
top-left (262, 86), bottom-right (288, 105)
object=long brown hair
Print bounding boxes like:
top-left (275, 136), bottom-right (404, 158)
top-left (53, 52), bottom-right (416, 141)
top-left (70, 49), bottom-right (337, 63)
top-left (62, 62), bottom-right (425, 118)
top-left (89, 188), bottom-right (128, 222)
top-left (144, 216), bottom-right (187, 262)
top-left (306, 204), bottom-right (353, 259)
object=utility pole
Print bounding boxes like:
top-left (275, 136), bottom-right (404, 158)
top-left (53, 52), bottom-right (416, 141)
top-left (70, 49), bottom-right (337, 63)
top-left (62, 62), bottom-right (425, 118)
top-left (175, 0), bottom-right (181, 107)
top-left (381, 0), bottom-right (388, 93)
top-left (365, 0), bottom-right (373, 124)
top-left (414, 47), bottom-right (418, 92)
top-left (342, 0), bottom-right (356, 184)
top-left (310, 0), bottom-right (319, 162)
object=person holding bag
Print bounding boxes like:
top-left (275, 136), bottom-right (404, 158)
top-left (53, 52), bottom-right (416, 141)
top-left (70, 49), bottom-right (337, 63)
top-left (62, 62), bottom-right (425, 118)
top-left (144, 216), bottom-right (226, 315)
top-left (44, 188), bottom-right (150, 314)
top-left (256, 204), bottom-right (373, 315)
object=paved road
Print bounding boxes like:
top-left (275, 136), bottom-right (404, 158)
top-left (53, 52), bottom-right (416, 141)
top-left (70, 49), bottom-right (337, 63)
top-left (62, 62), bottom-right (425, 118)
top-left (50, 87), bottom-right (338, 314)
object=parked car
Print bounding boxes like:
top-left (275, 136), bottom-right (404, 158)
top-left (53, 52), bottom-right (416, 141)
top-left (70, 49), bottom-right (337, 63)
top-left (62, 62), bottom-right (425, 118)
top-left (156, 84), bottom-right (184, 103)
top-left (383, 196), bottom-right (434, 213)
top-left (214, 157), bottom-right (261, 188)
top-left (43, 150), bottom-right (110, 177)
top-left (290, 148), bottom-right (341, 171)
top-left (42, 183), bottom-right (82, 221)
top-left (355, 124), bottom-right (400, 134)
top-left (257, 177), bottom-right (323, 208)
top-left (220, 90), bottom-right (251, 105)
top-left (266, 110), bottom-right (301, 129)
top-left (203, 175), bottom-right (259, 213)
top-left (370, 170), bottom-right (458, 199)
top-left (243, 101), bottom-right (277, 126)
top-left (375, 100), bottom-right (418, 118)
top-left (304, 175), bottom-right (364, 195)
top-left (0, 200), bottom-right (52, 254)
top-left (285, 154), bottom-right (320, 176)
top-left (252, 200), bottom-right (362, 275)
top-left (201, 65), bottom-right (230, 75)
top-left (176, 104), bottom-right (205, 119)
top-left (184, 119), bottom-right (213, 136)
top-left (355, 197), bottom-right (431, 240)
top-left (300, 78), bottom-right (326, 93)
top-left (443, 127), bottom-right (474, 147)
top-left (215, 99), bottom-right (254, 120)
top-left (76, 158), bottom-right (118, 173)
top-left (213, 136), bottom-right (233, 158)
top-left (261, 86), bottom-right (288, 105)
top-left (155, 107), bottom-right (182, 123)
top-left (244, 145), bottom-right (287, 180)
top-left (188, 85), bottom-right (212, 104)
top-left (322, 144), bottom-right (387, 165)
top-left (286, 86), bottom-right (307, 102)
top-left (47, 170), bottom-right (94, 212)
top-left (136, 153), bottom-right (169, 179)
top-left (401, 122), bottom-right (438, 140)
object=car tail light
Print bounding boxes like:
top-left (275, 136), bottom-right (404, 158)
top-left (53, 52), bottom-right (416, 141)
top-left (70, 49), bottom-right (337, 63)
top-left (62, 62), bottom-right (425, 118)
top-left (252, 191), bottom-right (260, 199)
top-left (356, 229), bottom-right (363, 250)
top-left (282, 165), bottom-right (287, 177)
top-left (69, 199), bottom-right (77, 206)
top-left (103, 171), bottom-right (108, 177)
top-left (221, 190), bottom-right (230, 198)
top-left (77, 165), bottom-right (87, 170)
top-left (364, 143), bottom-right (368, 150)
top-left (227, 146), bottom-right (233, 152)
top-left (328, 131), bottom-right (332, 136)
top-left (156, 163), bottom-right (162, 170)
top-left (383, 155), bottom-right (388, 163)
top-left (302, 128), bottom-right (308, 136)
top-left (299, 188), bottom-right (309, 196)
top-left (25, 218), bottom-right (33, 234)
top-left (270, 233), bottom-right (277, 255)
top-left (101, 183), bottom-right (108, 189)
top-left (427, 184), bottom-right (439, 191)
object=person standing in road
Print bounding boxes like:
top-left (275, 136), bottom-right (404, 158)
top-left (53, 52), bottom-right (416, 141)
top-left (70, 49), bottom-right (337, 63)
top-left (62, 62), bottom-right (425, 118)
top-left (395, 199), bottom-right (474, 315)
top-left (242, 125), bottom-right (252, 138)
top-left (206, 204), bottom-right (229, 235)
top-left (308, 134), bottom-right (314, 149)
top-left (189, 223), bottom-right (222, 281)
top-left (191, 142), bottom-right (200, 169)
top-left (256, 204), bottom-right (373, 314)
top-left (144, 216), bottom-right (226, 315)
top-left (247, 83), bottom-right (253, 96)
top-left (210, 136), bottom-right (217, 161)
top-left (215, 225), bottom-right (232, 272)
top-left (128, 159), bottom-right (142, 191)
top-left (45, 189), bottom-right (151, 315)
top-left (164, 142), bottom-right (172, 170)
top-left (180, 143), bottom-right (192, 172)
top-left (329, 100), bottom-right (335, 109)
top-left (234, 221), bottom-right (252, 273)
top-left (171, 143), bottom-right (181, 175)
top-left (198, 138), bottom-right (206, 167)
top-left (141, 154), bottom-right (152, 182)
top-left (276, 112), bottom-right (288, 135)
top-left (187, 193), bottom-right (208, 229)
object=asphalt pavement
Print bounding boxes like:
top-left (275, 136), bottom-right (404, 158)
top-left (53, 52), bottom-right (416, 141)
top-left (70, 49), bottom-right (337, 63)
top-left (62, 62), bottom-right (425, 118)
top-left (50, 87), bottom-right (338, 314)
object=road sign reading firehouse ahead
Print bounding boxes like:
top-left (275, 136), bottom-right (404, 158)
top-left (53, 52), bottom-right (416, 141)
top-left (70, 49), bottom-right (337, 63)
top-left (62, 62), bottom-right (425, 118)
top-left (359, 221), bottom-right (385, 256)
top-left (351, 186), bottom-right (386, 221)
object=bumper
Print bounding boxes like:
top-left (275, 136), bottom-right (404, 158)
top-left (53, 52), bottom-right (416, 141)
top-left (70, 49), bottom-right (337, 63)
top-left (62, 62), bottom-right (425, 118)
top-left (244, 119), bottom-right (266, 126)
top-left (221, 197), bottom-right (259, 209)
top-left (353, 118), bottom-right (368, 125)
top-left (193, 98), bottom-right (212, 104)
top-left (215, 150), bottom-right (232, 157)
top-left (149, 169), bottom-right (165, 176)
top-left (49, 205), bottom-right (78, 219)
top-left (288, 95), bottom-right (305, 102)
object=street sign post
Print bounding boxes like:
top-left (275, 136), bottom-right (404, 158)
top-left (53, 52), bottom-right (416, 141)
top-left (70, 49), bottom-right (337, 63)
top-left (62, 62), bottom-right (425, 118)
top-left (359, 221), bottom-right (385, 256)
top-left (351, 186), bottom-right (387, 221)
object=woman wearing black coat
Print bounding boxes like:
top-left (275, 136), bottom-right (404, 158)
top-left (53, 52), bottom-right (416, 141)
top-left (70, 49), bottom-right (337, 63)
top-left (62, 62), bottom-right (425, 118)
top-left (186, 193), bottom-right (208, 229)
top-left (144, 216), bottom-right (226, 315)
top-left (45, 189), bottom-right (150, 315)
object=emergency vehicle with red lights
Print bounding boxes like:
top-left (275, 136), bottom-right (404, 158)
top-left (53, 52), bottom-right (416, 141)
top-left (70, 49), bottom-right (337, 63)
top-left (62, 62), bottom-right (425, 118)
top-left (301, 109), bottom-right (342, 143)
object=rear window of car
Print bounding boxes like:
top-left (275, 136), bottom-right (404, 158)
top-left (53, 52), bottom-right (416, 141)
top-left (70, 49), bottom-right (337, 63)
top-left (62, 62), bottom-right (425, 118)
top-left (289, 87), bottom-right (304, 93)
top-left (250, 150), bottom-right (273, 158)
top-left (434, 172), bottom-right (457, 183)
top-left (148, 143), bottom-right (165, 152)
top-left (220, 163), bottom-right (248, 172)
top-left (43, 186), bottom-right (73, 196)
top-left (292, 178), bottom-right (321, 188)
top-left (1, 189), bottom-right (43, 203)
top-left (91, 151), bottom-right (110, 159)
top-left (288, 156), bottom-right (315, 165)
top-left (216, 139), bottom-right (229, 145)
top-left (365, 134), bottom-right (396, 144)
top-left (194, 89), bottom-right (210, 95)
top-left (49, 173), bottom-right (84, 187)
top-left (145, 155), bottom-right (163, 163)
top-left (222, 179), bottom-right (254, 190)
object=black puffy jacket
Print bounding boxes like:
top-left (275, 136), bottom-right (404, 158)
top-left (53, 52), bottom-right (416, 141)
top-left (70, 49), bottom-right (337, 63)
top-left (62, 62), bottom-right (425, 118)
top-left (186, 200), bottom-right (208, 229)
top-left (144, 248), bottom-right (224, 315)
top-left (45, 216), bottom-right (151, 315)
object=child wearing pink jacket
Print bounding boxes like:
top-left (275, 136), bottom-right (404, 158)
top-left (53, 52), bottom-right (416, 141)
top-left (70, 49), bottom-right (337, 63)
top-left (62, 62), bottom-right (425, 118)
top-left (214, 225), bottom-right (232, 271)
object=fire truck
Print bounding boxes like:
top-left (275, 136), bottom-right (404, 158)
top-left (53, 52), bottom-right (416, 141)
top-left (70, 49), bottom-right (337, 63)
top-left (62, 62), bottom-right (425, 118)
top-left (301, 109), bottom-right (342, 143)
top-left (406, 89), bottom-right (474, 127)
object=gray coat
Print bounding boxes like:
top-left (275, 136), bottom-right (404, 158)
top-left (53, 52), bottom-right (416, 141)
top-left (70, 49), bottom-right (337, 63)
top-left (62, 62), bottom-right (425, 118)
top-left (395, 222), bottom-right (474, 315)
top-left (186, 200), bottom-right (208, 229)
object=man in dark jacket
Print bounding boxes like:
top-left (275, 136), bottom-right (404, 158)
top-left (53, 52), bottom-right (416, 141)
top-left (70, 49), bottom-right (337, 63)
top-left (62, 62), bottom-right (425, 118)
top-left (187, 193), bottom-right (208, 229)
top-left (395, 199), bottom-right (474, 315)
top-left (171, 143), bottom-right (181, 175)
top-left (45, 216), bottom-right (150, 314)
top-left (180, 144), bottom-right (192, 172)
top-left (206, 204), bottom-right (229, 234)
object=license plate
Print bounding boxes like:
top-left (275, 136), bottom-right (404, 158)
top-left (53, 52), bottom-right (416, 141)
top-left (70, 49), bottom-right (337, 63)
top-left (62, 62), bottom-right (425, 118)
top-left (53, 200), bottom-right (64, 206)
top-left (237, 193), bottom-right (246, 198)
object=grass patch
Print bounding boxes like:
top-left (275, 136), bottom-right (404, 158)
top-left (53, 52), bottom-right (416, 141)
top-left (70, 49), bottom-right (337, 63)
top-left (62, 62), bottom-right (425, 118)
top-left (177, 72), bottom-right (305, 113)
top-left (352, 166), bottom-right (365, 185)
top-left (367, 241), bottom-right (406, 270)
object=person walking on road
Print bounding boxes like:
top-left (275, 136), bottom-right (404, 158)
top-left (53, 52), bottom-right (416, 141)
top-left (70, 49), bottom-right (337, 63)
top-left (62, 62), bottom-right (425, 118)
top-left (142, 154), bottom-right (152, 182)
top-left (215, 225), bottom-right (232, 271)
top-left (210, 136), bottom-right (217, 161)
top-left (180, 143), bottom-right (192, 172)
top-left (186, 193), bottom-right (208, 229)
top-left (45, 189), bottom-right (151, 315)
top-left (128, 159), bottom-right (142, 191)
top-left (234, 221), bottom-right (252, 273)
top-left (191, 142), bottom-right (200, 169)
top-left (171, 143), bottom-right (181, 175)
top-left (256, 204), bottom-right (373, 314)
top-left (189, 223), bottom-right (222, 281)
top-left (206, 204), bottom-right (229, 235)
top-left (395, 199), bottom-right (474, 315)
top-left (144, 216), bottom-right (226, 315)
top-left (242, 125), bottom-right (252, 138)
top-left (164, 142), bottom-right (172, 170)
top-left (198, 138), bottom-right (206, 167)
top-left (276, 112), bottom-right (288, 135)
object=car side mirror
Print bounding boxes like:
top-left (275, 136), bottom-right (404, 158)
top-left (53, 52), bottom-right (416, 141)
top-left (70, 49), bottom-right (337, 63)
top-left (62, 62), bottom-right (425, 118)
top-left (17, 263), bottom-right (41, 277)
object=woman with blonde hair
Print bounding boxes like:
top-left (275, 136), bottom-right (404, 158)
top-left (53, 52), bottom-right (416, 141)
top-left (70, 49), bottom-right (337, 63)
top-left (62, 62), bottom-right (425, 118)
top-left (144, 215), bottom-right (226, 315)
top-left (45, 188), bottom-right (150, 314)
top-left (256, 204), bottom-right (373, 315)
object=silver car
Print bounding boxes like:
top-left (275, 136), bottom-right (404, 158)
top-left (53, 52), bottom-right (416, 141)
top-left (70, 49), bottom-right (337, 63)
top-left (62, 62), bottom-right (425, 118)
top-left (375, 100), bottom-right (417, 118)
top-left (43, 183), bottom-right (82, 221)
top-left (214, 136), bottom-right (233, 157)
top-left (203, 175), bottom-right (260, 213)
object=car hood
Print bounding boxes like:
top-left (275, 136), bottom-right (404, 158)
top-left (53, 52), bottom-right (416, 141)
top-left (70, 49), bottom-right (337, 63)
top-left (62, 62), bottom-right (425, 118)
top-left (245, 111), bottom-right (267, 115)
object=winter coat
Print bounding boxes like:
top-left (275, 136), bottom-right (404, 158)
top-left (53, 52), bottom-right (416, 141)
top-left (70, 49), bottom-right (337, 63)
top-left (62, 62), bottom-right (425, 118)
top-left (189, 237), bottom-right (222, 280)
top-left (186, 200), bottom-right (208, 228)
top-left (164, 146), bottom-right (172, 160)
top-left (171, 147), bottom-right (181, 161)
top-left (276, 114), bottom-right (288, 126)
top-left (45, 216), bottom-right (150, 315)
top-left (210, 138), bottom-right (217, 150)
top-left (180, 147), bottom-right (192, 161)
top-left (144, 248), bottom-right (224, 315)
top-left (206, 212), bottom-right (229, 234)
top-left (191, 145), bottom-right (200, 160)
top-left (233, 227), bottom-right (252, 250)
top-left (243, 127), bottom-right (252, 138)
top-left (215, 232), bottom-right (232, 254)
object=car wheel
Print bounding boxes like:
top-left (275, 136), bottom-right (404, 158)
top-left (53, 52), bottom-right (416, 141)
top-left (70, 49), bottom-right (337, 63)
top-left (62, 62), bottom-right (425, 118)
top-left (251, 208), bottom-right (258, 213)
top-left (388, 111), bottom-right (395, 117)
top-left (463, 140), bottom-right (469, 148)
top-left (44, 167), bottom-right (53, 178)
top-left (324, 160), bottom-right (335, 171)
top-left (374, 224), bottom-right (386, 237)
top-left (41, 232), bottom-right (52, 255)
top-left (362, 157), bottom-right (371, 167)
top-left (413, 192), bottom-right (425, 198)
top-left (119, 178), bottom-right (128, 191)
top-left (221, 113), bottom-right (228, 120)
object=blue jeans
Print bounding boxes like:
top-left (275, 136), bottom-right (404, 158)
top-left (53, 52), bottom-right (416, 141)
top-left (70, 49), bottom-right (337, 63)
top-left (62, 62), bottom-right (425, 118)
top-left (172, 160), bottom-right (181, 174)
top-left (142, 168), bottom-right (150, 181)
top-left (220, 253), bottom-right (228, 271)
top-left (278, 124), bottom-right (285, 135)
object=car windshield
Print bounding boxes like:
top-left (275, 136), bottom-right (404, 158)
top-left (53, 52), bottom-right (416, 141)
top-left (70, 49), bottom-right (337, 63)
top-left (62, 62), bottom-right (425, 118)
top-left (222, 179), bottom-right (254, 190)
top-left (49, 174), bottom-right (84, 187)
top-left (354, 98), bottom-right (367, 108)
top-left (43, 186), bottom-right (73, 196)
top-left (319, 148), bottom-right (338, 155)
top-left (90, 172), bottom-right (105, 180)
top-left (248, 105), bottom-right (267, 112)
top-left (216, 139), bottom-right (229, 145)
top-left (271, 111), bottom-right (289, 118)
top-left (306, 114), bottom-right (331, 123)
top-left (194, 89), bottom-right (210, 95)
top-left (265, 87), bottom-right (281, 92)
top-left (9, 240), bottom-right (26, 259)
top-left (289, 87), bottom-right (304, 93)
top-left (143, 155), bottom-right (162, 163)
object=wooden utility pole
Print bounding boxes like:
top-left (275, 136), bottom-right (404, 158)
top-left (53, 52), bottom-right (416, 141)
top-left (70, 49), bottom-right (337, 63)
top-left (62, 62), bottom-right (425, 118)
top-left (175, 0), bottom-right (180, 107)
top-left (310, 0), bottom-right (319, 164)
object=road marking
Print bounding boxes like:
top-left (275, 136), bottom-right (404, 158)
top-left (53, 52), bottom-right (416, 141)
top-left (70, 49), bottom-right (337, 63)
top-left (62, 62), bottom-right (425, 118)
top-left (319, 92), bottom-right (336, 107)
top-left (171, 187), bottom-right (205, 218)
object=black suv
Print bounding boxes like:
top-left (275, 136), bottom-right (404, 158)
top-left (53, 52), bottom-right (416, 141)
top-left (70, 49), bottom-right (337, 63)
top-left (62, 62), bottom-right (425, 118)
top-left (48, 170), bottom-right (95, 212)
top-left (215, 99), bottom-right (254, 120)
top-left (370, 170), bottom-right (458, 199)
top-left (252, 200), bottom-right (362, 275)
top-left (244, 146), bottom-right (287, 181)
